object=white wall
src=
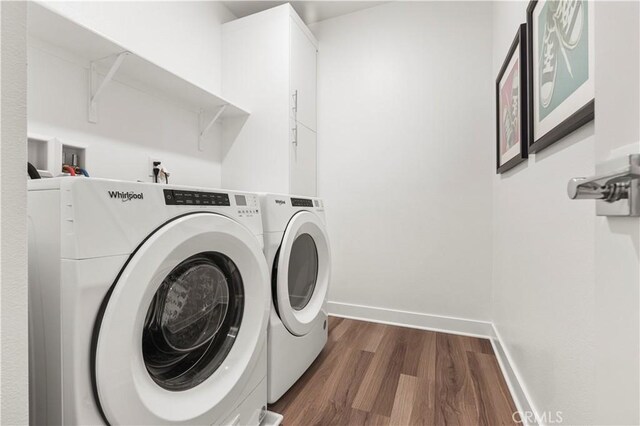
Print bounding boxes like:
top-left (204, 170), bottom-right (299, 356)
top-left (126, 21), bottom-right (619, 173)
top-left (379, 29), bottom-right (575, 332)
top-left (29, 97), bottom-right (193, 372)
top-left (492, 2), bottom-right (639, 425)
top-left (491, 2), bottom-right (596, 422)
top-left (311, 2), bottom-right (494, 321)
top-left (28, 1), bottom-right (236, 186)
top-left (0, 1), bottom-right (29, 424)
top-left (592, 2), bottom-right (639, 423)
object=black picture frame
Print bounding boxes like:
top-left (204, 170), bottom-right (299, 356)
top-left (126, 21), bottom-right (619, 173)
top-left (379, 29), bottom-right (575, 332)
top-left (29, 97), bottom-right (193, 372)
top-left (526, 0), bottom-right (595, 153)
top-left (496, 24), bottom-right (528, 174)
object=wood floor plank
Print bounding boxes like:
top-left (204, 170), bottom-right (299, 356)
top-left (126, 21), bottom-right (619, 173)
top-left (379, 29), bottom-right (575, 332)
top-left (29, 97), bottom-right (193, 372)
top-left (457, 333), bottom-right (495, 355)
top-left (301, 348), bottom-right (374, 426)
top-left (359, 322), bottom-right (386, 353)
top-left (329, 349), bottom-right (374, 411)
top-left (477, 337), bottom-right (495, 355)
top-left (339, 408), bottom-right (391, 426)
top-left (467, 351), bottom-right (518, 425)
top-left (370, 332), bottom-right (407, 416)
top-left (434, 333), bottom-right (478, 425)
top-left (347, 320), bottom-right (387, 353)
top-left (401, 327), bottom-right (427, 376)
top-left (318, 347), bottom-right (379, 426)
top-left (310, 346), bottom-right (358, 410)
top-left (328, 316), bottom-right (351, 342)
top-left (351, 326), bottom-right (398, 412)
top-left (328, 315), bottom-right (343, 328)
top-left (410, 332), bottom-right (437, 425)
top-left (416, 329), bottom-right (437, 379)
top-left (269, 317), bottom-right (518, 426)
top-left (389, 374), bottom-right (417, 425)
top-left (410, 376), bottom-right (436, 425)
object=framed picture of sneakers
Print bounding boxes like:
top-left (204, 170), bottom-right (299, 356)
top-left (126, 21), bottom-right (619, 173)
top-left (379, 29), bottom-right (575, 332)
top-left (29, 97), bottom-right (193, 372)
top-left (496, 24), bottom-right (528, 174)
top-left (527, 0), bottom-right (595, 153)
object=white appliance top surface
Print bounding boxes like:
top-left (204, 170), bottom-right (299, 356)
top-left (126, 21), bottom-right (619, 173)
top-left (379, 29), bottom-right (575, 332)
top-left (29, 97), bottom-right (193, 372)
top-left (259, 193), bottom-right (326, 233)
top-left (28, 177), bottom-right (256, 195)
top-left (28, 178), bottom-right (264, 259)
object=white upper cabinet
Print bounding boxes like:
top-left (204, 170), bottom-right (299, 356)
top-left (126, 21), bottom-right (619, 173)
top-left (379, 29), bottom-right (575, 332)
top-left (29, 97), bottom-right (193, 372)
top-left (222, 4), bottom-right (318, 196)
top-left (290, 19), bottom-right (317, 132)
top-left (290, 119), bottom-right (317, 196)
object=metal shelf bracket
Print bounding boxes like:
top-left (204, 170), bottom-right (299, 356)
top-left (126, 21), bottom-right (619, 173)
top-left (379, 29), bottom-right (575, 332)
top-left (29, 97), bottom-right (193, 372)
top-left (89, 51), bottom-right (130, 123)
top-left (198, 105), bottom-right (228, 151)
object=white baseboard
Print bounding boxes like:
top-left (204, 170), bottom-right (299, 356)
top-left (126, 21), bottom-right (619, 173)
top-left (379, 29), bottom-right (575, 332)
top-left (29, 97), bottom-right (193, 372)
top-left (327, 301), bottom-right (534, 424)
top-left (327, 301), bottom-right (495, 338)
top-left (491, 325), bottom-right (539, 426)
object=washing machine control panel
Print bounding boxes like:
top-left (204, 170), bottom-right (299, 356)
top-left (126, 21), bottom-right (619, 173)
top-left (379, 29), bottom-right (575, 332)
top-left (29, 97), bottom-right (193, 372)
top-left (235, 194), bottom-right (260, 216)
top-left (163, 189), bottom-right (230, 206)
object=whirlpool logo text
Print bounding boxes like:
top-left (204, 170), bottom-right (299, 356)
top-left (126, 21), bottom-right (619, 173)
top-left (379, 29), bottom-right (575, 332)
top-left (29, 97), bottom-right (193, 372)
top-left (108, 191), bottom-right (144, 202)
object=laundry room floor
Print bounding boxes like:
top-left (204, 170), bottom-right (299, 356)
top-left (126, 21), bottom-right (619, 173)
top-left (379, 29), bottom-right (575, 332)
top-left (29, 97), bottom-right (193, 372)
top-left (268, 317), bottom-right (517, 425)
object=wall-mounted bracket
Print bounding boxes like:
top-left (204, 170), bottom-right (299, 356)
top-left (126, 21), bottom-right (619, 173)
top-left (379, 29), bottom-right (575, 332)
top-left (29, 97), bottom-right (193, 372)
top-left (89, 51), bottom-right (130, 123)
top-left (198, 105), bottom-right (227, 151)
top-left (568, 154), bottom-right (640, 216)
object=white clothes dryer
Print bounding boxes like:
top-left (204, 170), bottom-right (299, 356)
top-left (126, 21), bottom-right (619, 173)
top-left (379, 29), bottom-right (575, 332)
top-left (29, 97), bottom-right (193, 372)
top-left (259, 194), bottom-right (331, 403)
top-left (28, 178), bottom-right (269, 425)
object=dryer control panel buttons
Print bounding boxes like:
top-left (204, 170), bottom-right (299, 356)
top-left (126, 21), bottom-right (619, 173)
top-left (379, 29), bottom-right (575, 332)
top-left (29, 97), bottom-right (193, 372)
top-left (291, 197), bottom-right (313, 207)
top-left (164, 189), bottom-right (230, 206)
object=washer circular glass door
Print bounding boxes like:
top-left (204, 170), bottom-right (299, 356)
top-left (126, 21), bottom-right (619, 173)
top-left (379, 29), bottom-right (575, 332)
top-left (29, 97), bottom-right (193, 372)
top-left (274, 211), bottom-right (331, 336)
top-left (142, 252), bottom-right (242, 391)
top-left (94, 213), bottom-right (269, 425)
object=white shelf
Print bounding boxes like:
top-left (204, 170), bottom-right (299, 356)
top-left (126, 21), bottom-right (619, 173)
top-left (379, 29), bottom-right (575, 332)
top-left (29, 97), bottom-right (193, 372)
top-left (28, 2), bottom-right (250, 123)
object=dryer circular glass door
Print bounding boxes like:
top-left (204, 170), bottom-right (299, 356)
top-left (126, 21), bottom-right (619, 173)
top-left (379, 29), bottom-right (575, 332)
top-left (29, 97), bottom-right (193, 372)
top-left (93, 213), bottom-right (269, 425)
top-left (274, 211), bottom-right (331, 336)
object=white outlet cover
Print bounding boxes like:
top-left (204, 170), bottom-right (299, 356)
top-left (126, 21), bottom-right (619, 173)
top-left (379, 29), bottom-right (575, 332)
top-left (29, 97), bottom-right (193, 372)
top-left (148, 157), bottom-right (161, 178)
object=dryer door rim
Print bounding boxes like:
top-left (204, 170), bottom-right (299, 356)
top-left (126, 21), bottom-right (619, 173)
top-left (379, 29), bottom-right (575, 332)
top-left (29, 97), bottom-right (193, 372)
top-left (275, 211), bottom-right (331, 336)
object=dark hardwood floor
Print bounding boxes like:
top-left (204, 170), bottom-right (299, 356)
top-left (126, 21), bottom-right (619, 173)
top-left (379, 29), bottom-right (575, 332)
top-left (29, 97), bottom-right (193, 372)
top-left (268, 317), bottom-right (517, 425)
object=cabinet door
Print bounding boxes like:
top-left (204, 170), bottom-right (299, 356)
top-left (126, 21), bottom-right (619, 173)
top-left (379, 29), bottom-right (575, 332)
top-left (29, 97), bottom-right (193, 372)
top-left (290, 18), bottom-right (317, 132)
top-left (290, 121), bottom-right (317, 196)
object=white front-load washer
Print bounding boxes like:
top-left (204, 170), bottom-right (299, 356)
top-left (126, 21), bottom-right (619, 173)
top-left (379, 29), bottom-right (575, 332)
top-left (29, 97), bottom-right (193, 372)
top-left (259, 194), bottom-right (331, 403)
top-left (28, 178), bottom-right (269, 425)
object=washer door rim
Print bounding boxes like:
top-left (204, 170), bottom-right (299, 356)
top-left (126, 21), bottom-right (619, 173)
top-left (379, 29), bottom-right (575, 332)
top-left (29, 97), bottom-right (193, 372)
top-left (93, 212), bottom-right (269, 425)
